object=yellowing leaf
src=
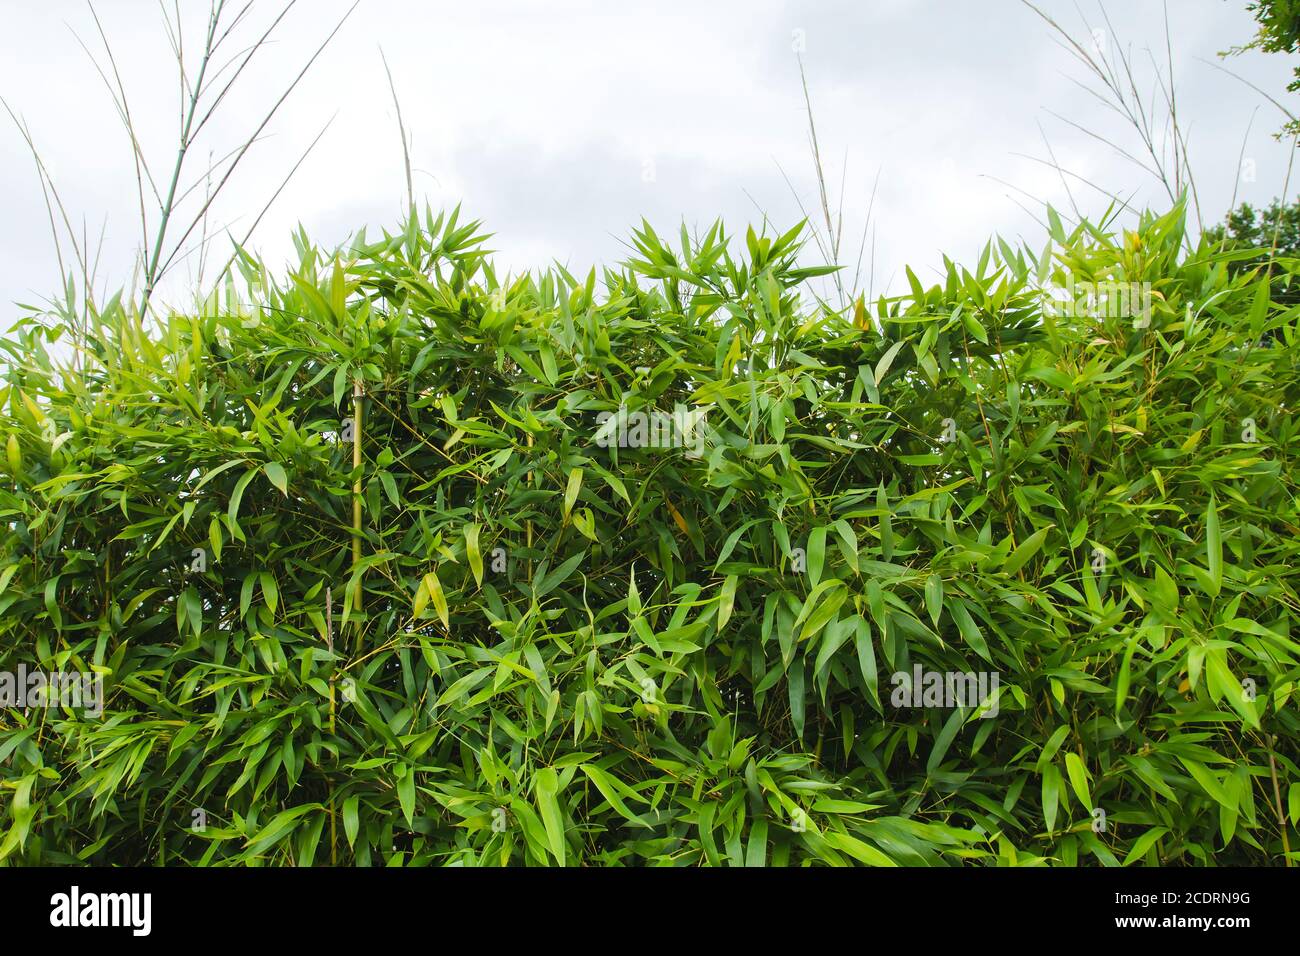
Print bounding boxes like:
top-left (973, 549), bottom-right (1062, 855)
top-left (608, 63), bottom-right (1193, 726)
top-left (665, 499), bottom-right (689, 535)
top-left (415, 571), bottom-right (449, 628)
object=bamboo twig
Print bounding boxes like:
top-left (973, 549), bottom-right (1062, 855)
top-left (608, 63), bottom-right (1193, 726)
top-left (1266, 735), bottom-right (1293, 867)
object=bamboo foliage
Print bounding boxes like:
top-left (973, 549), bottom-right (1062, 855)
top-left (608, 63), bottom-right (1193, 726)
top-left (0, 201), bottom-right (1297, 866)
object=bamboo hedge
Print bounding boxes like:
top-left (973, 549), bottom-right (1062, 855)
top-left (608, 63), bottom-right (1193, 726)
top-left (1, 203), bottom-right (1297, 866)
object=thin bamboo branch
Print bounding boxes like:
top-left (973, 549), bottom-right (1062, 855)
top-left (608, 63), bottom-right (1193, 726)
top-left (1266, 736), bottom-right (1293, 867)
top-left (140, 0), bottom-right (225, 314)
top-left (380, 47), bottom-right (414, 213)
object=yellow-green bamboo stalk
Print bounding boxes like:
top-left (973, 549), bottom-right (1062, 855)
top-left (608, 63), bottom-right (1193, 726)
top-left (352, 377), bottom-right (363, 651)
top-left (326, 585), bottom-right (336, 866)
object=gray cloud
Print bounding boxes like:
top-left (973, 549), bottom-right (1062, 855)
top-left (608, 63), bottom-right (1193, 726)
top-left (1, 0), bottom-right (1295, 316)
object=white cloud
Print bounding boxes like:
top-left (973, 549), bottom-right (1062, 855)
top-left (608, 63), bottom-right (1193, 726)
top-left (0, 0), bottom-right (1295, 315)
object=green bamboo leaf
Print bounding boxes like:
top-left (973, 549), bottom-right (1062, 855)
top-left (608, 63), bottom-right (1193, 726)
top-left (260, 571), bottom-right (278, 614)
top-left (245, 804), bottom-right (320, 854)
top-left (396, 764), bottom-right (415, 826)
top-left (417, 571), bottom-right (449, 628)
top-left (788, 661), bottom-right (806, 741)
top-left (343, 796), bottom-right (360, 848)
top-left (379, 470), bottom-right (400, 508)
top-left (824, 831), bottom-right (896, 866)
top-left (874, 341), bottom-right (905, 385)
top-left (854, 616), bottom-right (879, 706)
top-left (1065, 752), bottom-right (1092, 809)
top-left (563, 467), bottom-right (583, 519)
top-left (1206, 495), bottom-right (1222, 597)
top-left (534, 768), bottom-right (567, 866)
top-left (1121, 827), bottom-right (1168, 866)
top-left (465, 523), bottom-right (484, 587)
top-left (263, 461), bottom-right (288, 496)
top-left (535, 551), bottom-right (585, 599)
top-left (1034, 728), bottom-right (1066, 775)
top-left (627, 565), bottom-right (642, 618)
top-left (948, 598), bottom-right (991, 663)
top-left (807, 526), bottom-right (827, 587)
top-left (876, 484), bottom-right (893, 561)
top-left (581, 765), bottom-right (650, 828)
top-left (1179, 758), bottom-right (1233, 809)
top-left (1042, 764), bottom-right (1061, 833)
top-left (332, 363), bottom-right (350, 409)
top-left (208, 516), bottom-right (223, 563)
top-left (926, 708), bottom-right (964, 774)
top-left (435, 668), bottom-right (491, 708)
top-left (6, 434), bottom-right (22, 477)
top-left (1003, 525), bottom-right (1053, 575)
top-left (227, 467), bottom-right (257, 542)
top-left (718, 574), bottom-right (738, 632)
top-left (924, 573), bottom-right (944, 628)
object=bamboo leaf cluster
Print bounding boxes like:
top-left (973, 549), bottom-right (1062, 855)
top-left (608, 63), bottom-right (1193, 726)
top-left (1, 202), bottom-right (1297, 866)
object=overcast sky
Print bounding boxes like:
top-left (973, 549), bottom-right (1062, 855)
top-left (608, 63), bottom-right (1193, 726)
top-left (2, 0), bottom-right (1296, 316)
